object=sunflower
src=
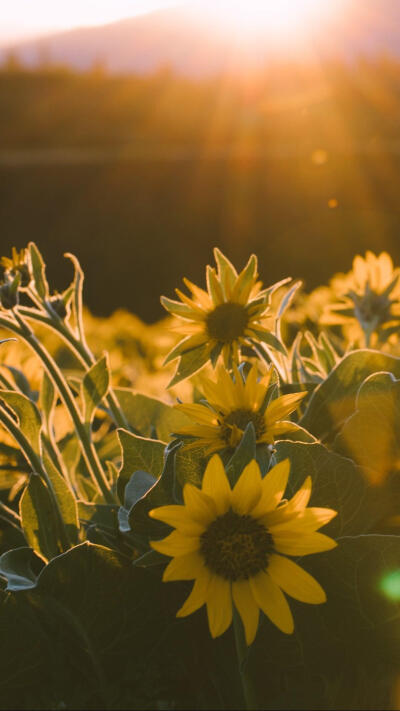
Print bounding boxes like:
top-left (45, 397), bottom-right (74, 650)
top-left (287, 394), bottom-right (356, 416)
top-left (174, 364), bottom-right (307, 453)
top-left (322, 251), bottom-right (400, 345)
top-left (161, 248), bottom-right (287, 383)
top-left (150, 455), bottom-right (336, 645)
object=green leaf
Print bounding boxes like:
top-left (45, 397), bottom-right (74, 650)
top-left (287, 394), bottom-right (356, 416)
top-left (42, 451), bottom-right (79, 546)
top-left (274, 440), bottom-right (386, 536)
top-left (28, 242), bottom-right (49, 300)
top-left (128, 443), bottom-right (179, 537)
top-left (0, 390), bottom-right (42, 456)
top-left (118, 470), bottom-right (156, 533)
top-left (168, 343), bottom-right (211, 387)
top-left (174, 441), bottom-right (208, 489)
top-left (40, 370), bottom-right (56, 430)
top-left (20, 474), bottom-right (63, 560)
top-left (301, 349), bottom-right (400, 441)
top-left (0, 547), bottom-right (45, 591)
top-left (226, 422), bottom-right (256, 486)
top-left (82, 354), bottom-right (110, 424)
top-left (115, 388), bottom-right (191, 442)
top-left (117, 429), bottom-right (165, 503)
top-left (2, 365), bottom-right (37, 400)
top-left (334, 371), bottom-right (400, 486)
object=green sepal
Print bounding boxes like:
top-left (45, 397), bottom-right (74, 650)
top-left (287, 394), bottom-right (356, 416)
top-left (168, 343), bottom-right (211, 387)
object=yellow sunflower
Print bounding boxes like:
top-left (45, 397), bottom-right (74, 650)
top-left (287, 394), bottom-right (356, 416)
top-left (174, 364), bottom-right (307, 453)
top-left (161, 248), bottom-right (287, 383)
top-left (322, 251), bottom-right (400, 345)
top-left (150, 455), bottom-right (337, 645)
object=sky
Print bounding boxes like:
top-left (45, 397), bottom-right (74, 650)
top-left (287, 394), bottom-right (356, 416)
top-left (0, 1), bottom-right (177, 45)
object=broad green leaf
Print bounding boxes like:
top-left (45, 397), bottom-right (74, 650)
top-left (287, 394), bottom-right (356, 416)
top-left (117, 429), bottom-right (165, 503)
top-left (0, 547), bottom-right (45, 591)
top-left (28, 242), bottom-right (49, 300)
top-left (2, 365), bottom-right (37, 400)
top-left (334, 372), bottom-right (400, 485)
top-left (174, 441), bottom-right (208, 489)
top-left (42, 451), bottom-right (79, 546)
top-left (115, 388), bottom-right (191, 442)
top-left (40, 371), bottom-right (56, 430)
top-left (168, 343), bottom-right (211, 387)
top-left (128, 443), bottom-right (179, 537)
top-left (0, 390), bottom-right (42, 456)
top-left (301, 349), bottom-right (400, 441)
top-left (226, 422), bottom-right (256, 486)
top-left (118, 470), bottom-right (156, 533)
top-left (274, 440), bottom-right (386, 536)
top-left (82, 354), bottom-right (110, 424)
top-left (20, 474), bottom-right (63, 560)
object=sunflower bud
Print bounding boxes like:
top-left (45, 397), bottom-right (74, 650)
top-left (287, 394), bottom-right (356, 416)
top-left (48, 296), bottom-right (68, 320)
top-left (0, 274), bottom-right (20, 310)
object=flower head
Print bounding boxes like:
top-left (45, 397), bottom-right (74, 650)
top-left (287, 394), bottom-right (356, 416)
top-left (322, 251), bottom-right (400, 344)
top-left (150, 456), bottom-right (336, 645)
top-left (162, 248), bottom-right (287, 383)
top-left (0, 247), bottom-right (30, 288)
top-left (174, 364), bottom-right (307, 453)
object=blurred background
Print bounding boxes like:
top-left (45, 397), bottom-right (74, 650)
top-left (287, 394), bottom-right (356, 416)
top-left (1, 0), bottom-right (400, 320)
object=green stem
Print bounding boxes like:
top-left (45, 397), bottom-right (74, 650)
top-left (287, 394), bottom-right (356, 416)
top-left (19, 304), bottom-right (130, 430)
top-left (0, 311), bottom-right (114, 504)
top-left (0, 500), bottom-right (21, 524)
top-left (233, 610), bottom-right (258, 711)
top-left (0, 402), bottom-right (70, 551)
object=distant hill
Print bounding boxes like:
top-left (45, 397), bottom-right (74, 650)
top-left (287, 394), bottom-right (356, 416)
top-left (1, 0), bottom-right (400, 76)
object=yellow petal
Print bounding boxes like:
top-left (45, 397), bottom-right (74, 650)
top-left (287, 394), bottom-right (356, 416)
top-left (163, 550), bottom-right (206, 582)
top-left (183, 484), bottom-right (217, 525)
top-left (150, 530), bottom-right (200, 556)
top-left (250, 571), bottom-right (294, 634)
top-left (273, 531), bottom-right (337, 556)
top-left (267, 554), bottom-right (326, 604)
top-left (183, 277), bottom-right (213, 310)
top-left (264, 392), bottom-right (307, 426)
top-left (232, 460), bottom-right (262, 515)
top-left (263, 505), bottom-right (337, 531)
top-left (285, 476), bottom-right (312, 512)
top-left (251, 459), bottom-right (290, 518)
top-left (149, 505), bottom-right (205, 535)
top-left (206, 576), bottom-right (233, 638)
top-left (201, 455), bottom-right (232, 515)
top-left (175, 403), bottom-right (218, 426)
top-left (232, 579), bottom-right (260, 646)
top-left (177, 568), bottom-right (211, 617)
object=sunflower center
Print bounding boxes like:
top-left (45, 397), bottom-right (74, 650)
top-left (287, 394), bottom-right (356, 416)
top-left (220, 408), bottom-right (265, 443)
top-left (200, 509), bottom-right (273, 581)
top-left (206, 302), bottom-right (249, 342)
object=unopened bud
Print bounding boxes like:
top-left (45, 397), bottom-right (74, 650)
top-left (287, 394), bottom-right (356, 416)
top-left (0, 282), bottom-right (19, 310)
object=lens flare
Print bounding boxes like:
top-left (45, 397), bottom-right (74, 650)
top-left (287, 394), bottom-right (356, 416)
top-left (379, 570), bottom-right (400, 601)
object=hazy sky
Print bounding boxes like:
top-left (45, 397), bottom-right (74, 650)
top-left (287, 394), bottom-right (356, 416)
top-left (0, 1), bottom-right (178, 45)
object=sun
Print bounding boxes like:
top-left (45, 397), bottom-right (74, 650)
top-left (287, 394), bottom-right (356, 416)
top-left (200, 0), bottom-right (341, 41)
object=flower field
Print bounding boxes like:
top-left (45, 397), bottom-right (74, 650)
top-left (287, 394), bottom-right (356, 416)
top-left (0, 243), bottom-right (399, 709)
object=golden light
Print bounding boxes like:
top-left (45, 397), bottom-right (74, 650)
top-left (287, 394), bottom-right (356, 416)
top-left (201, 0), bottom-right (343, 42)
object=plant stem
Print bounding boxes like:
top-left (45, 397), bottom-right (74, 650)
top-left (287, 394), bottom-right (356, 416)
top-left (0, 311), bottom-right (114, 504)
top-left (19, 304), bottom-right (130, 430)
top-left (233, 609), bottom-right (258, 711)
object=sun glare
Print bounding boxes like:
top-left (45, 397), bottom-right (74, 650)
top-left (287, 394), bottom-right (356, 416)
top-left (202, 0), bottom-right (341, 42)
